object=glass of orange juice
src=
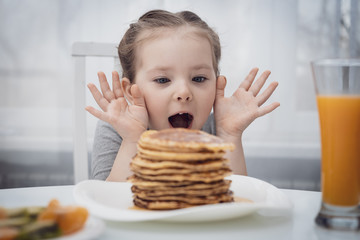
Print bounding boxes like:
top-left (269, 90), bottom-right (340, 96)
top-left (312, 59), bottom-right (360, 230)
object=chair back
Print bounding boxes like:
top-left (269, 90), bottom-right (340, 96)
top-left (72, 42), bottom-right (119, 183)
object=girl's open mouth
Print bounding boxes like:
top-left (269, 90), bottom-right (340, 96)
top-left (168, 113), bottom-right (193, 128)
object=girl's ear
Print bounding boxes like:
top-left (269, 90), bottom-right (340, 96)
top-left (121, 77), bottom-right (134, 104)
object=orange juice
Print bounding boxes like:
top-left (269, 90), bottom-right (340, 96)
top-left (317, 95), bottom-right (360, 206)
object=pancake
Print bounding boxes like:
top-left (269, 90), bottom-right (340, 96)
top-left (133, 197), bottom-right (195, 210)
top-left (137, 146), bottom-right (225, 161)
top-left (131, 185), bottom-right (230, 197)
top-left (128, 175), bottom-right (231, 189)
top-left (131, 155), bottom-right (229, 170)
top-left (130, 164), bottom-right (231, 175)
top-left (128, 175), bottom-right (198, 188)
top-left (128, 128), bottom-right (235, 210)
top-left (135, 192), bottom-right (234, 204)
top-left (133, 168), bottom-right (232, 183)
top-left (138, 129), bottom-right (235, 153)
top-left (133, 192), bottom-right (233, 210)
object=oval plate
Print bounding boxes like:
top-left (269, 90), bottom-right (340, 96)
top-left (73, 175), bottom-right (292, 222)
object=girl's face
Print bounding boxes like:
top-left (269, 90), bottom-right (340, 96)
top-left (132, 27), bottom-right (217, 130)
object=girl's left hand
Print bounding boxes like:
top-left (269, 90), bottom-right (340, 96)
top-left (214, 68), bottom-right (280, 140)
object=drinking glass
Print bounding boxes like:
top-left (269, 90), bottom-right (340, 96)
top-left (311, 59), bottom-right (360, 230)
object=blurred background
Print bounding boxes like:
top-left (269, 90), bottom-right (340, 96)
top-left (0, 0), bottom-right (359, 189)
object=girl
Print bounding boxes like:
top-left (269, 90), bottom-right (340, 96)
top-left (86, 10), bottom-right (279, 182)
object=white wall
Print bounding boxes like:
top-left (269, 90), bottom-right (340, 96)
top-left (0, 0), bottom-right (359, 160)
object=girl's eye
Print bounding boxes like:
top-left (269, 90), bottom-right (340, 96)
top-left (192, 76), bottom-right (207, 83)
top-left (155, 78), bottom-right (170, 84)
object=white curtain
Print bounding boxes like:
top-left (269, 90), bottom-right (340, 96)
top-left (0, 0), bottom-right (359, 158)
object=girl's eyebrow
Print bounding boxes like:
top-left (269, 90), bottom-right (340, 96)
top-left (146, 64), bottom-right (213, 74)
top-left (192, 64), bottom-right (213, 70)
top-left (147, 66), bottom-right (171, 73)
top-left (145, 67), bottom-right (171, 76)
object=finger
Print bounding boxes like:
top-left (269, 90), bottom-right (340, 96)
top-left (117, 96), bottom-right (129, 110)
top-left (249, 70), bottom-right (271, 96)
top-left (85, 105), bottom-right (110, 122)
top-left (87, 83), bottom-right (109, 111)
top-left (257, 81), bottom-right (279, 106)
top-left (238, 68), bottom-right (259, 90)
top-left (112, 71), bottom-right (123, 98)
top-left (131, 84), bottom-right (146, 108)
top-left (216, 76), bottom-right (227, 99)
top-left (98, 72), bottom-right (115, 101)
top-left (257, 102), bottom-right (280, 117)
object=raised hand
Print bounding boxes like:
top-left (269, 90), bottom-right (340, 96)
top-left (214, 68), bottom-right (280, 140)
top-left (85, 71), bottom-right (148, 142)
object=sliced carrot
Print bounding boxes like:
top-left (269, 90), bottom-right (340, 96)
top-left (37, 199), bottom-right (60, 221)
top-left (57, 206), bottom-right (88, 234)
top-left (0, 208), bottom-right (6, 219)
top-left (37, 199), bottom-right (89, 235)
top-left (0, 227), bottom-right (19, 240)
top-left (47, 199), bottom-right (60, 209)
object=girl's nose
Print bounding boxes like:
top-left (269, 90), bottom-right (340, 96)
top-left (177, 95), bottom-right (191, 101)
top-left (175, 83), bottom-right (193, 102)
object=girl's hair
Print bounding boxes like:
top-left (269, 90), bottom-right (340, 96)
top-left (118, 9), bottom-right (221, 83)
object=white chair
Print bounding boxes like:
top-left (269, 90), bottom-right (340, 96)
top-left (72, 42), bottom-right (119, 183)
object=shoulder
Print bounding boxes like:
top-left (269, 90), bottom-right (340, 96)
top-left (91, 121), bottom-right (122, 180)
top-left (94, 120), bottom-right (122, 144)
top-left (201, 113), bottom-right (216, 135)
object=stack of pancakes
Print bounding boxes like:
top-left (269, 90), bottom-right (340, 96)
top-left (128, 128), bottom-right (235, 210)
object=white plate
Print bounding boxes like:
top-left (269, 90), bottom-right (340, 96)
top-left (50, 217), bottom-right (105, 240)
top-left (73, 175), bottom-right (292, 222)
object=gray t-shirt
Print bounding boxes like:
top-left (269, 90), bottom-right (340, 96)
top-left (91, 113), bottom-right (216, 180)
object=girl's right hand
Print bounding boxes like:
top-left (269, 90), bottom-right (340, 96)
top-left (85, 71), bottom-right (148, 142)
